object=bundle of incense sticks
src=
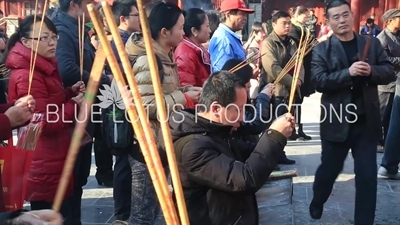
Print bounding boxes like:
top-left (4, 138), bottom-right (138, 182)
top-left (288, 28), bottom-right (310, 110)
top-left (20, 1), bottom-right (49, 150)
top-left (274, 37), bottom-right (317, 85)
top-left (78, 14), bottom-right (85, 81)
top-left (229, 51), bottom-right (267, 73)
top-left (16, 113), bottom-right (44, 150)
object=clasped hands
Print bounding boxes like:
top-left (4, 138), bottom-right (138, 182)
top-left (349, 61), bottom-right (371, 77)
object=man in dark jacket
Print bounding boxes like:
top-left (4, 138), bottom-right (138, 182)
top-left (170, 70), bottom-right (295, 225)
top-left (377, 9), bottom-right (400, 180)
top-left (51, 0), bottom-right (112, 224)
top-left (309, 1), bottom-right (395, 224)
top-left (108, 0), bottom-right (140, 223)
top-left (376, 9), bottom-right (400, 153)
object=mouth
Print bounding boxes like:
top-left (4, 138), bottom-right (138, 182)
top-left (339, 25), bottom-right (348, 29)
top-left (49, 49), bottom-right (56, 52)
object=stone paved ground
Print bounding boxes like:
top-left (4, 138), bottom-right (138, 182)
top-left (81, 93), bottom-right (400, 225)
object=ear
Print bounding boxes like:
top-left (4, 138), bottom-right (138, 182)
top-left (190, 27), bottom-right (197, 37)
top-left (20, 37), bottom-right (31, 49)
top-left (119, 15), bottom-right (126, 25)
top-left (160, 27), bottom-right (169, 38)
top-left (224, 11), bottom-right (231, 20)
top-left (69, 1), bottom-right (76, 10)
top-left (210, 101), bottom-right (222, 116)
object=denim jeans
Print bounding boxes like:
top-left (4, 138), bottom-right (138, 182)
top-left (128, 155), bottom-right (163, 225)
top-left (381, 77), bottom-right (400, 174)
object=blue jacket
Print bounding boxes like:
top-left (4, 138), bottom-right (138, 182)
top-left (51, 11), bottom-right (110, 87)
top-left (209, 24), bottom-right (246, 72)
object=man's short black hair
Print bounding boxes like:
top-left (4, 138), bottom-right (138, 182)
top-left (59, 0), bottom-right (82, 12)
top-left (198, 71), bottom-right (246, 112)
top-left (111, 0), bottom-right (137, 26)
top-left (325, 0), bottom-right (350, 17)
top-left (366, 18), bottom-right (374, 24)
top-left (272, 11), bottom-right (291, 23)
top-left (221, 58), bottom-right (252, 85)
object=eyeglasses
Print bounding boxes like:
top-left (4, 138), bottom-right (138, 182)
top-left (26, 35), bottom-right (59, 42)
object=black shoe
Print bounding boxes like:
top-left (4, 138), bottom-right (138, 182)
top-left (298, 124), bottom-right (312, 140)
top-left (274, 165), bottom-right (280, 171)
top-left (278, 158), bottom-right (296, 165)
top-left (309, 201), bottom-right (323, 219)
top-left (95, 172), bottom-right (114, 187)
top-left (288, 132), bottom-right (299, 140)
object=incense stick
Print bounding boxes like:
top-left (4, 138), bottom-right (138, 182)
top-left (87, 3), bottom-right (180, 224)
top-left (52, 46), bottom-right (106, 212)
top-left (361, 38), bottom-right (371, 61)
top-left (112, 0), bottom-right (189, 222)
top-left (229, 52), bottom-right (267, 73)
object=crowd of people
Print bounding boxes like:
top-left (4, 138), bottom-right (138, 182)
top-left (0, 0), bottom-right (398, 224)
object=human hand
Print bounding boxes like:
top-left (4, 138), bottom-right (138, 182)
top-left (12, 209), bottom-right (63, 225)
top-left (261, 83), bottom-right (275, 97)
top-left (72, 81), bottom-right (86, 94)
top-left (72, 92), bottom-right (85, 105)
top-left (0, 39), bottom-right (6, 50)
top-left (188, 86), bottom-right (202, 92)
top-left (4, 105), bottom-right (32, 128)
top-left (108, 75), bottom-right (114, 82)
top-left (185, 90), bottom-right (201, 103)
top-left (15, 95), bottom-right (35, 112)
top-left (251, 64), bottom-right (261, 79)
top-left (269, 113), bottom-right (295, 138)
top-left (296, 79), bottom-right (302, 88)
top-left (349, 61), bottom-right (371, 76)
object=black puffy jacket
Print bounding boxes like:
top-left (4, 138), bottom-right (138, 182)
top-left (169, 109), bottom-right (287, 225)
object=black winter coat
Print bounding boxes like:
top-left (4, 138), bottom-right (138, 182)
top-left (169, 109), bottom-right (287, 225)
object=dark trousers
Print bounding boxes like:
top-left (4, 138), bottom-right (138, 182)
top-left (381, 78), bottom-right (400, 174)
top-left (69, 141), bottom-right (93, 225)
top-left (378, 91), bottom-right (394, 146)
top-left (31, 197), bottom-right (73, 225)
top-left (94, 124), bottom-right (113, 176)
top-left (273, 96), bottom-right (290, 161)
top-left (293, 94), bottom-right (303, 125)
top-left (312, 120), bottom-right (377, 225)
top-left (113, 154), bottom-right (132, 220)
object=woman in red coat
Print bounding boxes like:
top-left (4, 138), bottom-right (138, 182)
top-left (175, 8), bottom-right (211, 89)
top-left (4, 15), bottom-right (84, 224)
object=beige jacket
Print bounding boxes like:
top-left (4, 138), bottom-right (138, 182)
top-left (261, 31), bottom-right (304, 97)
top-left (125, 33), bottom-right (187, 144)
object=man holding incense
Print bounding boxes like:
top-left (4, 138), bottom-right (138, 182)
top-left (309, 1), bottom-right (395, 224)
top-left (261, 10), bottom-right (303, 165)
top-left (170, 70), bottom-right (294, 225)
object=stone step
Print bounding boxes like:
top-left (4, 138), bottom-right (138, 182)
top-left (257, 178), bottom-right (294, 225)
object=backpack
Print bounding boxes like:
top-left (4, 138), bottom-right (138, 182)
top-left (102, 52), bottom-right (165, 156)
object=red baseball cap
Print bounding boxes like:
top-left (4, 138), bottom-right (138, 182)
top-left (220, 0), bottom-right (255, 14)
